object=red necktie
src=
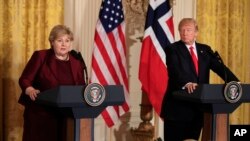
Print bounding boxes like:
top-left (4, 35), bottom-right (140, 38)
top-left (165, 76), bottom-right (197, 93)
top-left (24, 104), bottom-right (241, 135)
top-left (189, 46), bottom-right (198, 75)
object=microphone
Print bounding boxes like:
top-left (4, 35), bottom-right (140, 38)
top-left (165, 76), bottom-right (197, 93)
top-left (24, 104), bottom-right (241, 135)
top-left (214, 51), bottom-right (222, 63)
top-left (77, 52), bottom-right (89, 84)
top-left (207, 49), bottom-right (228, 83)
top-left (70, 50), bottom-right (89, 84)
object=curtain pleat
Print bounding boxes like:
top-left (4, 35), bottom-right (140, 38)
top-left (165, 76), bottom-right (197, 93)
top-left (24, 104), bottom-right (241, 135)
top-left (196, 0), bottom-right (250, 125)
top-left (0, 0), bottom-right (63, 140)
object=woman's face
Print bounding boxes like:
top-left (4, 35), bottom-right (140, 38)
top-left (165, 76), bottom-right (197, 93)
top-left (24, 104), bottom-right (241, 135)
top-left (52, 34), bottom-right (72, 56)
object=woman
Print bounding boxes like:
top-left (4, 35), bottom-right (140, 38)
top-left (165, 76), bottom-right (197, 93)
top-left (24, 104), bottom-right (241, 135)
top-left (18, 25), bottom-right (86, 141)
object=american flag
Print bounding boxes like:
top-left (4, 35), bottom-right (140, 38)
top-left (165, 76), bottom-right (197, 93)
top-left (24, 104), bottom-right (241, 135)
top-left (139, 0), bottom-right (174, 116)
top-left (90, 0), bottom-right (129, 127)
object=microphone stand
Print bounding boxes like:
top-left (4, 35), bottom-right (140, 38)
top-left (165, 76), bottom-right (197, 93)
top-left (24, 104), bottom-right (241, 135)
top-left (70, 50), bottom-right (89, 84)
top-left (77, 52), bottom-right (89, 84)
top-left (214, 51), bottom-right (228, 84)
top-left (208, 50), bottom-right (228, 84)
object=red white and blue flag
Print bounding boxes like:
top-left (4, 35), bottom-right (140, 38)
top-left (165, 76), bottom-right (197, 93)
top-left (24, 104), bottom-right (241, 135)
top-left (90, 0), bottom-right (129, 127)
top-left (139, 0), bottom-right (174, 116)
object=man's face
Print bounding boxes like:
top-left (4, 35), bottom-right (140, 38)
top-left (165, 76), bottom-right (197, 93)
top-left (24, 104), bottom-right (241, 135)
top-left (179, 22), bottom-right (198, 45)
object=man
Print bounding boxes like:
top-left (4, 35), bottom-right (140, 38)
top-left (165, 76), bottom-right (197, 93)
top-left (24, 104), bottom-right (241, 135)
top-left (161, 18), bottom-right (239, 141)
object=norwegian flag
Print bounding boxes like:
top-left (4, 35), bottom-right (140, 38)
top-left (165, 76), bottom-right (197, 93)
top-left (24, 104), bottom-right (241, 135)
top-left (139, 0), bottom-right (174, 116)
top-left (90, 0), bottom-right (129, 127)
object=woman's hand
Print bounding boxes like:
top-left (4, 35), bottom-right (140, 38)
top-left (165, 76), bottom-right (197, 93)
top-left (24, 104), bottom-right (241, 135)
top-left (25, 86), bottom-right (40, 101)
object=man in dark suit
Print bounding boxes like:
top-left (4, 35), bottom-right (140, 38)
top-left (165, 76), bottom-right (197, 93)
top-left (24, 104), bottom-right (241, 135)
top-left (161, 18), bottom-right (239, 141)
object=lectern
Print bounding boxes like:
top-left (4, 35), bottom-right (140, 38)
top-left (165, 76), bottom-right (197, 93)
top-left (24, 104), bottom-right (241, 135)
top-left (35, 85), bottom-right (125, 141)
top-left (173, 84), bottom-right (250, 141)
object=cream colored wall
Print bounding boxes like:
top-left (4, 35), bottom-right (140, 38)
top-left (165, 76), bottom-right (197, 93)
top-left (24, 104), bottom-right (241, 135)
top-left (64, 0), bottom-right (101, 70)
top-left (173, 0), bottom-right (197, 40)
top-left (64, 0), bottom-right (196, 140)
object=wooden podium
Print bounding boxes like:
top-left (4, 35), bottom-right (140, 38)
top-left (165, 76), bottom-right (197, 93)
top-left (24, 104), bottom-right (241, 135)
top-left (173, 84), bottom-right (250, 141)
top-left (35, 85), bottom-right (125, 141)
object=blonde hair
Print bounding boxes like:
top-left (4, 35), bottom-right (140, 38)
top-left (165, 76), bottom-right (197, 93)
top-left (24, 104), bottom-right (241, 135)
top-left (48, 25), bottom-right (74, 47)
top-left (178, 18), bottom-right (198, 31)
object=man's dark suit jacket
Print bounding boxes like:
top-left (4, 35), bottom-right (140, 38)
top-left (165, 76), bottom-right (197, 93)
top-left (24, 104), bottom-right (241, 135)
top-left (161, 40), bottom-right (239, 121)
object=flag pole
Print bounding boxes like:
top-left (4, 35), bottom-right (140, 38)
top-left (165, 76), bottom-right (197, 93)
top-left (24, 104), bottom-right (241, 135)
top-left (132, 0), bottom-right (175, 140)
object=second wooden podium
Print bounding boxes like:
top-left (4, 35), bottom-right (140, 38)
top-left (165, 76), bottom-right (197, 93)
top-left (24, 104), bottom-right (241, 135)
top-left (173, 83), bottom-right (250, 141)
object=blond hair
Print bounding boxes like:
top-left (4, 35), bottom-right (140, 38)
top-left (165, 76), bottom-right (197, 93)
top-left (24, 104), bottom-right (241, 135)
top-left (48, 25), bottom-right (74, 47)
top-left (178, 18), bottom-right (198, 31)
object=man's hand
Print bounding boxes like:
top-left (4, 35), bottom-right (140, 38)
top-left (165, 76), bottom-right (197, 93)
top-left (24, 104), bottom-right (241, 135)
top-left (184, 82), bottom-right (198, 94)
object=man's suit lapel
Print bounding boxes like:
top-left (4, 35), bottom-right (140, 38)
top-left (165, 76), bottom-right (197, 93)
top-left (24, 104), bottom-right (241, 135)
top-left (178, 41), bottom-right (198, 76)
top-left (196, 43), bottom-right (205, 78)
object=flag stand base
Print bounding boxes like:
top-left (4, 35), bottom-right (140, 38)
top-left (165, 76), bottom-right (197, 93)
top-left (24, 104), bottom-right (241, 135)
top-left (131, 92), bottom-right (156, 141)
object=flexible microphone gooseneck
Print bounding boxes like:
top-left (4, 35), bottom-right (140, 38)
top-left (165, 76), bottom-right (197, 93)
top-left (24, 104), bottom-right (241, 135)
top-left (208, 49), bottom-right (228, 84)
top-left (70, 50), bottom-right (89, 84)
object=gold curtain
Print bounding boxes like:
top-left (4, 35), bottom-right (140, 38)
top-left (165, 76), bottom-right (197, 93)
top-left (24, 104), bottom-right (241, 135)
top-left (0, 0), bottom-right (63, 140)
top-left (196, 0), bottom-right (250, 124)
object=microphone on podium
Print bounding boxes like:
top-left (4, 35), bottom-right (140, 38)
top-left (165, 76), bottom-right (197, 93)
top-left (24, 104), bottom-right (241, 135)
top-left (208, 49), bottom-right (228, 83)
top-left (70, 50), bottom-right (89, 84)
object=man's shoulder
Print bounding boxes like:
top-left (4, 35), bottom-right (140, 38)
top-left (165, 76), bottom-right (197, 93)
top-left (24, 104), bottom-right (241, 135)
top-left (169, 41), bottom-right (188, 50)
top-left (196, 42), bottom-right (210, 48)
top-left (166, 40), bottom-right (183, 48)
top-left (172, 40), bottom-right (183, 45)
